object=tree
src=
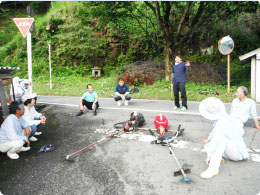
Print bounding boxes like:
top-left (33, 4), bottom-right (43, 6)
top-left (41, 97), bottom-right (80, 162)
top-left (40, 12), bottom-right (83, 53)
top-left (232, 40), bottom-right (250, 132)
top-left (144, 1), bottom-right (259, 80)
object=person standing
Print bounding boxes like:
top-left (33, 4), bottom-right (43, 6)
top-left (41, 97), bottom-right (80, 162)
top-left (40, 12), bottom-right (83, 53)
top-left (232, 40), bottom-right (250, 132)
top-left (230, 86), bottom-right (260, 133)
top-left (1, 79), bottom-right (12, 104)
top-left (76, 84), bottom-right (99, 116)
top-left (171, 55), bottom-right (191, 111)
top-left (114, 78), bottom-right (131, 106)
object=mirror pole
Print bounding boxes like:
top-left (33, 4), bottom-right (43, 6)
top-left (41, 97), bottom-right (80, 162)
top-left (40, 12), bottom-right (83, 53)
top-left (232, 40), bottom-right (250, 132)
top-left (227, 54), bottom-right (230, 93)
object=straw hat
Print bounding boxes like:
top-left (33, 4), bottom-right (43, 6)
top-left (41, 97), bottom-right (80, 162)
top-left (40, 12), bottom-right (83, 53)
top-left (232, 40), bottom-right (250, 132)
top-left (199, 97), bottom-right (226, 120)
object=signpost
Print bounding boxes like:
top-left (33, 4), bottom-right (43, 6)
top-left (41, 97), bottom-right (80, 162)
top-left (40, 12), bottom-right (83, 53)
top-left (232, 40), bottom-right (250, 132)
top-left (218, 36), bottom-right (234, 93)
top-left (48, 44), bottom-right (52, 89)
top-left (13, 18), bottom-right (34, 94)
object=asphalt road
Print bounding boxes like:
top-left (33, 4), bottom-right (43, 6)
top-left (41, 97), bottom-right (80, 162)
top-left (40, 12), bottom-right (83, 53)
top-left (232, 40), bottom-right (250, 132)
top-left (0, 96), bottom-right (259, 195)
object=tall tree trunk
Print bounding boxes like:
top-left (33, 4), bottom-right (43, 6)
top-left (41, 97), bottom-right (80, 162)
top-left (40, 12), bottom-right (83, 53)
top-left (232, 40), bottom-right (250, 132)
top-left (164, 41), bottom-right (173, 81)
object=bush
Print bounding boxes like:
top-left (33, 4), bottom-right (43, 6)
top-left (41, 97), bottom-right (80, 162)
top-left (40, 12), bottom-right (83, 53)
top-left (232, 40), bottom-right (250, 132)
top-left (120, 72), bottom-right (155, 86)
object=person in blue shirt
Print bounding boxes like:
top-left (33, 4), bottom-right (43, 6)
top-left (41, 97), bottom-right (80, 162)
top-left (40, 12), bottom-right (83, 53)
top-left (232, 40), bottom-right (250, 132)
top-left (199, 97), bottom-right (249, 179)
top-left (0, 102), bottom-right (31, 159)
top-left (171, 55), bottom-right (191, 111)
top-left (76, 84), bottom-right (99, 116)
top-left (114, 78), bottom-right (131, 106)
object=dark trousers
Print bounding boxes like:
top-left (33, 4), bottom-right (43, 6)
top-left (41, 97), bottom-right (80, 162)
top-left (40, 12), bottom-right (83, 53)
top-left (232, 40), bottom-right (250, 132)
top-left (173, 82), bottom-right (187, 108)
top-left (114, 94), bottom-right (131, 101)
top-left (82, 99), bottom-right (99, 110)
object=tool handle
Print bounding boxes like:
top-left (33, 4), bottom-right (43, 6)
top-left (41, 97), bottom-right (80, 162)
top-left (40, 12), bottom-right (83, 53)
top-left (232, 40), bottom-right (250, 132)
top-left (70, 137), bottom-right (108, 157)
top-left (168, 146), bottom-right (187, 178)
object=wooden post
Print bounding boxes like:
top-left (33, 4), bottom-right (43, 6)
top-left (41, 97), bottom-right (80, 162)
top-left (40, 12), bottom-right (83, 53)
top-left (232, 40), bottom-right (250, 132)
top-left (227, 54), bottom-right (230, 93)
top-left (0, 79), bottom-right (9, 118)
top-left (251, 57), bottom-right (256, 99)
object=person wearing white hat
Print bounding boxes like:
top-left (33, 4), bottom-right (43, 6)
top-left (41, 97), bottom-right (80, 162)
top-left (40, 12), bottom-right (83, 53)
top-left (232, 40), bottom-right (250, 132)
top-left (20, 79), bottom-right (29, 95)
top-left (199, 97), bottom-right (249, 179)
top-left (10, 77), bottom-right (24, 102)
top-left (22, 93), bottom-right (46, 141)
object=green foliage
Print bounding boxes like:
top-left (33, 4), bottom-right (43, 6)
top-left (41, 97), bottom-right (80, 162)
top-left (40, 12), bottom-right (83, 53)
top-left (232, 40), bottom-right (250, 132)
top-left (0, 1), bottom-right (259, 88)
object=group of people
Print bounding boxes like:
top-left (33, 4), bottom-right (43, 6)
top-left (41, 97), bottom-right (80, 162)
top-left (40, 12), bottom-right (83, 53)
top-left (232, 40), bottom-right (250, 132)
top-left (2, 76), bottom-right (29, 104)
top-left (199, 86), bottom-right (260, 179)
top-left (76, 78), bottom-right (132, 116)
top-left (0, 92), bottom-right (46, 159)
top-left (0, 58), bottom-right (259, 181)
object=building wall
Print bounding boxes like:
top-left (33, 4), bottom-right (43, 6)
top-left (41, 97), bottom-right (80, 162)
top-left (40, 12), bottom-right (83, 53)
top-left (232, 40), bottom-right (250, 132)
top-left (256, 54), bottom-right (260, 103)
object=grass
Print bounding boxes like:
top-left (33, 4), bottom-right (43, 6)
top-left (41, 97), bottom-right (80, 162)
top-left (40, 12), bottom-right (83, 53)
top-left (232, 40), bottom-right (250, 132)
top-left (32, 74), bottom-right (240, 103)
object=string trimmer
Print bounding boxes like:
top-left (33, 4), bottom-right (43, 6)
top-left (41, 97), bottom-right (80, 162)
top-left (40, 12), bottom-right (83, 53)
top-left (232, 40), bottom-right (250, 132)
top-left (199, 90), bottom-right (220, 95)
top-left (148, 115), bottom-right (191, 182)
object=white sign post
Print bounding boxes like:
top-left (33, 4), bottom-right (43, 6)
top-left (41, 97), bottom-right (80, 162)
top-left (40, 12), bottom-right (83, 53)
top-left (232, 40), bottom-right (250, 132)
top-left (27, 31), bottom-right (33, 94)
top-left (13, 18), bottom-right (34, 94)
top-left (48, 44), bottom-right (52, 89)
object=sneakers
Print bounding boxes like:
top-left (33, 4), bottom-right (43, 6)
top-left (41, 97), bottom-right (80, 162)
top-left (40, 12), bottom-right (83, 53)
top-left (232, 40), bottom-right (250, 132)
top-left (173, 106), bottom-right (179, 110)
top-left (124, 100), bottom-right (128, 106)
top-left (76, 110), bottom-right (83, 116)
top-left (7, 152), bottom-right (19, 159)
top-left (29, 136), bottom-right (38, 142)
top-left (35, 132), bottom-right (42, 136)
top-left (93, 108), bottom-right (97, 116)
top-left (117, 101), bottom-right (122, 106)
top-left (181, 106), bottom-right (187, 111)
top-left (20, 147), bottom-right (31, 152)
top-left (200, 168), bottom-right (219, 179)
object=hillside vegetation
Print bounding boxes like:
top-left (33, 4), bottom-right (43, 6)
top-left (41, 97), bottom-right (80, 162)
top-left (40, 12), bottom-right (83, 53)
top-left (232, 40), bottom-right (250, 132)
top-left (0, 1), bottom-right (259, 101)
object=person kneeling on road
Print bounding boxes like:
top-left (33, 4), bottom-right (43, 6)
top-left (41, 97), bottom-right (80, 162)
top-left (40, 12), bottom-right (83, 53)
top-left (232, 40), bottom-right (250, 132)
top-left (76, 84), bottom-right (99, 116)
top-left (114, 78), bottom-right (131, 106)
top-left (22, 93), bottom-right (46, 142)
top-left (199, 97), bottom-right (249, 179)
top-left (0, 102), bottom-right (31, 159)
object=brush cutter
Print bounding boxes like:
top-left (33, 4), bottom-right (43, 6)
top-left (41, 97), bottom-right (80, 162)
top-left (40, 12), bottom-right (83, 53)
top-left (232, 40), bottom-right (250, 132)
top-left (114, 112), bottom-right (145, 132)
top-left (149, 125), bottom-right (191, 182)
top-left (199, 90), bottom-right (220, 95)
top-left (130, 87), bottom-right (139, 94)
top-left (65, 129), bottom-right (124, 162)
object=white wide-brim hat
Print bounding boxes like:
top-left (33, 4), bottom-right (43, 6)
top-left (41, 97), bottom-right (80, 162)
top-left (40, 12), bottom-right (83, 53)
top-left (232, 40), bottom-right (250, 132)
top-left (199, 97), bottom-right (226, 120)
top-left (22, 93), bottom-right (37, 102)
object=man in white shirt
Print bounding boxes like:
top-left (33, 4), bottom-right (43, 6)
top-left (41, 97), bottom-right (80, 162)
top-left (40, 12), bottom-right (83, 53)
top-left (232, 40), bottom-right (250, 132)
top-left (22, 93), bottom-right (46, 142)
top-left (230, 86), bottom-right (260, 131)
top-left (0, 102), bottom-right (31, 159)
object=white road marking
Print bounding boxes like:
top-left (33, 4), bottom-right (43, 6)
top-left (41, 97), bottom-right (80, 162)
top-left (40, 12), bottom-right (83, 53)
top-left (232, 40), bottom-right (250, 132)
top-left (38, 101), bottom-right (201, 116)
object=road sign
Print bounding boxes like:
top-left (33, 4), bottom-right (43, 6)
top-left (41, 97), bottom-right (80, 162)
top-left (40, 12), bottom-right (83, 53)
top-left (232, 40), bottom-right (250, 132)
top-left (13, 18), bottom-right (34, 37)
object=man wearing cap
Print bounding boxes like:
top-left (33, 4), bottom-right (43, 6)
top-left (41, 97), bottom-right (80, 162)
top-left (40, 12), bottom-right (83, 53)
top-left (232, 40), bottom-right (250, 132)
top-left (22, 93), bottom-right (46, 141)
top-left (20, 79), bottom-right (29, 95)
top-left (10, 76), bottom-right (24, 102)
top-left (0, 102), bottom-right (31, 159)
top-left (230, 86), bottom-right (260, 132)
top-left (199, 97), bottom-right (249, 179)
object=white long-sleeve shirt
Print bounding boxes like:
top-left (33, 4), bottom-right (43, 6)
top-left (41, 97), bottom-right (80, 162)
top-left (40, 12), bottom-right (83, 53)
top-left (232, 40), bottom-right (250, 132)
top-left (22, 106), bottom-right (42, 126)
top-left (0, 114), bottom-right (28, 143)
top-left (206, 114), bottom-right (249, 160)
